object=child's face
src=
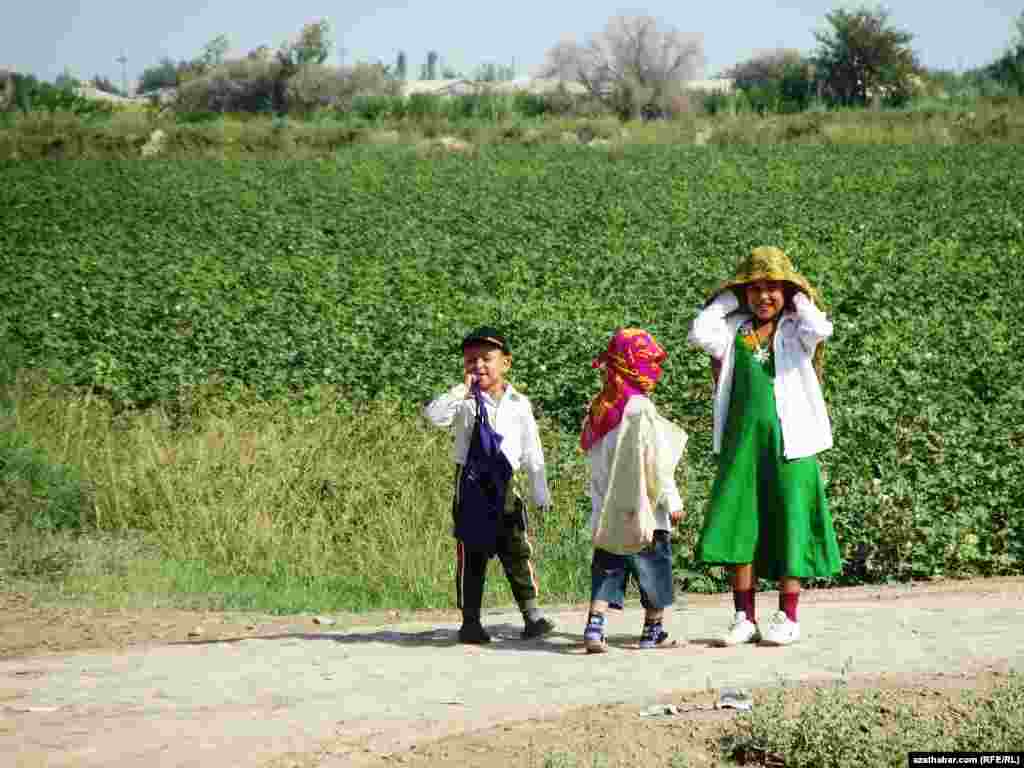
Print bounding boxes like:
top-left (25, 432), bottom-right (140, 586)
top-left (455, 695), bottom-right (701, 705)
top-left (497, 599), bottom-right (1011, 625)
top-left (463, 343), bottom-right (510, 393)
top-left (745, 280), bottom-right (786, 322)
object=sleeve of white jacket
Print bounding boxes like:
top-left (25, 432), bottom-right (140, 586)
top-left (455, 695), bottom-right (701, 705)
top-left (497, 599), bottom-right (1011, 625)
top-left (687, 291), bottom-right (740, 359)
top-left (521, 401), bottom-right (550, 508)
top-left (792, 293), bottom-right (834, 353)
top-left (422, 383), bottom-right (468, 428)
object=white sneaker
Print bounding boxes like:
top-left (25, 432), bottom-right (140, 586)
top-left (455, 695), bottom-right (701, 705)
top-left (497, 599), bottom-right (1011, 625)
top-left (714, 611), bottom-right (761, 647)
top-left (760, 610), bottom-right (800, 646)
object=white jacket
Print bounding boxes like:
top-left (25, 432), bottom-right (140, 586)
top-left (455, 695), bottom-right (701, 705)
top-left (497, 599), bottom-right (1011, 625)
top-left (423, 383), bottom-right (550, 507)
top-left (586, 396), bottom-right (686, 535)
top-left (687, 291), bottom-right (833, 460)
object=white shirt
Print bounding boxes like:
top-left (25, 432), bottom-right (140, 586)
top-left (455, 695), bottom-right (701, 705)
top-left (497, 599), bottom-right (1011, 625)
top-left (586, 396), bottom-right (685, 534)
top-left (687, 291), bottom-right (833, 460)
top-left (423, 383), bottom-right (550, 507)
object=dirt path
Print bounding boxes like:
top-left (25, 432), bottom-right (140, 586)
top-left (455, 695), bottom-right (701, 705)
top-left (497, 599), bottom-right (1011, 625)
top-left (2, 578), bottom-right (1022, 768)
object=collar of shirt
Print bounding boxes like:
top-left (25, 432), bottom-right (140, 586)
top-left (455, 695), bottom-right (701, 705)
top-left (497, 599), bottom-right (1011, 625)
top-left (475, 383), bottom-right (522, 411)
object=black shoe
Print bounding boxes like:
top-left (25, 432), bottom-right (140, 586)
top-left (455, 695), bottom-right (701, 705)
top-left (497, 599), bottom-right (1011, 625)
top-left (521, 616), bottom-right (555, 639)
top-left (458, 622), bottom-right (492, 645)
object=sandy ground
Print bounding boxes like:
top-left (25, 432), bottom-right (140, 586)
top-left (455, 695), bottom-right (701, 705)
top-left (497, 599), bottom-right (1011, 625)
top-left (1, 578), bottom-right (1022, 767)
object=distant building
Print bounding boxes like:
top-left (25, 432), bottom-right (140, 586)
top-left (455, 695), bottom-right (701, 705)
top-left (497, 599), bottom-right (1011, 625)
top-left (74, 85), bottom-right (144, 105)
top-left (399, 77), bottom-right (732, 99)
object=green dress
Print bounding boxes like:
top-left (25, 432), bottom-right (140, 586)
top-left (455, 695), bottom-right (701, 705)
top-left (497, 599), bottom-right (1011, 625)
top-left (696, 324), bottom-right (841, 581)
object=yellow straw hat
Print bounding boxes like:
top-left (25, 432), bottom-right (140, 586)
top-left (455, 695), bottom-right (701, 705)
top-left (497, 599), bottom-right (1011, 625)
top-left (709, 246), bottom-right (822, 309)
top-left (707, 246), bottom-right (827, 379)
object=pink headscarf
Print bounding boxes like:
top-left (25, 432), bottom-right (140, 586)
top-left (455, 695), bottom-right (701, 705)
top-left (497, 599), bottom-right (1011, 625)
top-left (580, 328), bottom-right (667, 452)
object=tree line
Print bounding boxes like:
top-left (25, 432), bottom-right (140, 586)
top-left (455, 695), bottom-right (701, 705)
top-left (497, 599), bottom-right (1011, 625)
top-left (4, 5), bottom-right (1022, 118)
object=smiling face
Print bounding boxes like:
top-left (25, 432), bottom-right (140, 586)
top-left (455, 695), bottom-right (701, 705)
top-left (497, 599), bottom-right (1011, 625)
top-left (463, 343), bottom-right (511, 396)
top-left (744, 280), bottom-right (787, 323)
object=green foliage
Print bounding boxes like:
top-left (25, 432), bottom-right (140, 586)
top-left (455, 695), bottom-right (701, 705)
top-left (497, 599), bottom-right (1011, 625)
top-left (987, 11), bottom-right (1024, 96)
top-left (1, 147), bottom-right (1022, 584)
top-left (815, 6), bottom-right (921, 107)
top-left (139, 57), bottom-right (180, 93)
top-left (0, 429), bottom-right (91, 532)
top-left (723, 675), bottom-right (1024, 767)
top-left (9, 74), bottom-right (110, 116)
top-left (278, 20), bottom-right (331, 68)
top-left (351, 94), bottom-right (395, 121)
top-left (475, 62), bottom-right (515, 82)
top-left (200, 34), bottom-right (230, 71)
top-left (728, 49), bottom-right (818, 114)
top-left (1, 350), bottom-right (91, 533)
top-left (423, 51), bottom-right (439, 81)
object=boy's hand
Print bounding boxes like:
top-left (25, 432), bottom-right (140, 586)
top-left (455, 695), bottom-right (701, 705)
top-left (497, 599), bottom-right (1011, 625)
top-left (463, 371), bottom-right (477, 396)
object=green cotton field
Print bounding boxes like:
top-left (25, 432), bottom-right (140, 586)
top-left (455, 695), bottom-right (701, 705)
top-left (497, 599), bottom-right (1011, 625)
top-left (1, 145), bottom-right (1022, 612)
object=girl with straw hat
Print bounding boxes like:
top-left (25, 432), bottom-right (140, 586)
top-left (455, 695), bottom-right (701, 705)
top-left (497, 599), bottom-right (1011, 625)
top-left (688, 246), bottom-right (841, 647)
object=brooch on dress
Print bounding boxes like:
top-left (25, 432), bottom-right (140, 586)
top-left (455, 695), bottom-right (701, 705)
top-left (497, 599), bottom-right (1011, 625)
top-left (740, 323), bottom-right (771, 365)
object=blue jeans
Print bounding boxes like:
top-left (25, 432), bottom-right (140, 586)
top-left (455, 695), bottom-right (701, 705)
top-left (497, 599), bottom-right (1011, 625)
top-left (590, 530), bottom-right (674, 611)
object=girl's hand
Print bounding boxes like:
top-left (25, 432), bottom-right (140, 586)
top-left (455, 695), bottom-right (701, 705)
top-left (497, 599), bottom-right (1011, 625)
top-left (712, 290), bottom-right (740, 314)
top-left (670, 508), bottom-right (684, 525)
top-left (792, 291), bottom-right (812, 309)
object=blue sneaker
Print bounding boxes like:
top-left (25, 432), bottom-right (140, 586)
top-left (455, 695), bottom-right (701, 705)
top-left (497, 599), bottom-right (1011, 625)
top-left (639, 620), bottom-right (669, 650)
top-left (583, 612), bottom-right (607, 654)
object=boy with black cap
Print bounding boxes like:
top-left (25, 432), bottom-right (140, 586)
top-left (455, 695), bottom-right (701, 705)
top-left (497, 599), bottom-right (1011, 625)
top-left (423, 326), bottom-right (556, 644)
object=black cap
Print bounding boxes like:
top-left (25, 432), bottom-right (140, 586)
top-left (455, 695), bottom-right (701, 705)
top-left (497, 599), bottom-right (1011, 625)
top-left (461, 326), bottom-right (510, 354)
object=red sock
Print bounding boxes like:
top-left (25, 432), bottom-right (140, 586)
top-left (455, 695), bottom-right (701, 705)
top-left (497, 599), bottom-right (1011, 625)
top-left (780, 592), bottom-right (799, 622)
top-left (733, 589), bottom-right (756, 622)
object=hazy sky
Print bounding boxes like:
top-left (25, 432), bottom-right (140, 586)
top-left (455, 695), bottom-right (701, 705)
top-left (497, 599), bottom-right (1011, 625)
top-left (5, 1), bottom-right (1021, 89)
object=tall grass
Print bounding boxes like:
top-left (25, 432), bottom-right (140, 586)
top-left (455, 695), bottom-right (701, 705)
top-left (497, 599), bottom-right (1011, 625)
top-left (2, 96), bottom-right (1022, 160)
top-left (2, 370), bottom-right (594, 613)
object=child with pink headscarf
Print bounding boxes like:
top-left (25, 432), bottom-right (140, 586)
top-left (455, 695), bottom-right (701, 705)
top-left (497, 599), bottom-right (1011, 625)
top-left (581, 328), bottom-right (688, 652)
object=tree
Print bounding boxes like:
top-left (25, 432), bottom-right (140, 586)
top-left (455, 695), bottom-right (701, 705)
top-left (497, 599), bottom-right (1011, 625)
top-left (139, 57), bottom-right (179, 92)
top-left (813, 5), bottom-right (920, 107)
top-left (727, 48), bottom-right (816, 113)
top-left (395, 50), bottom-right (407, 80)
top-left (540, 15), bottom-right (703, 115)
top-left (200, 34), bottom-right (230, 70)
top-left (728, 48), bottom-right (804, 90)
top-left (54, 67), bottom-right (80, 90)
top-left (297, 20), bottom-right (331, 65)
top-left (278, 20), bottom-right (331, 68)
top-left (422, 50), bottom-right (439, 80)
top-left (270, 19), bottom-right (332, 112)
top-left (474, 62), bottom-right (515, 82)
top-left (988, 11), bottom-right (1024, 95)
top-left (248, 45), bottom-right (272, 62)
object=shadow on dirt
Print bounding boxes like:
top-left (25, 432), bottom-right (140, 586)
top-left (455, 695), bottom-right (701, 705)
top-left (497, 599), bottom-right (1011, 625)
top-left (165, 623), bottom-right (688, 656)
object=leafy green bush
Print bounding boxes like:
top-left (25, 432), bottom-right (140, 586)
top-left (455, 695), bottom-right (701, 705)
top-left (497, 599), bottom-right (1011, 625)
top-left (9, 74), bottom-right (111, 116)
